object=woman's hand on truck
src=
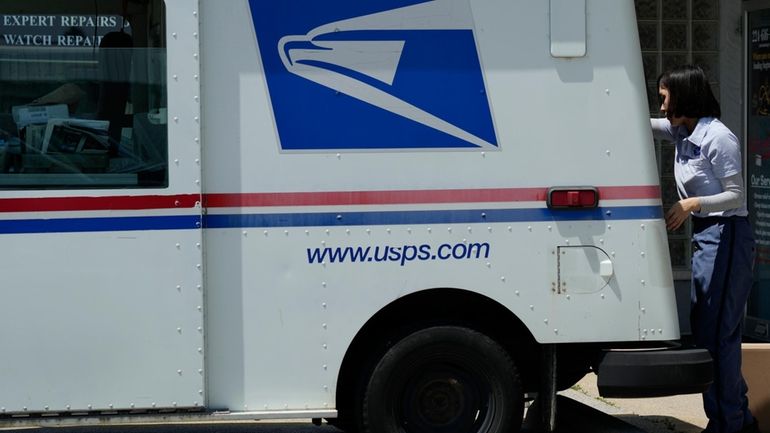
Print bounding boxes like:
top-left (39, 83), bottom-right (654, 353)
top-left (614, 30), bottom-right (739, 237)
top-left (665, 197), bottom-right (701, 231)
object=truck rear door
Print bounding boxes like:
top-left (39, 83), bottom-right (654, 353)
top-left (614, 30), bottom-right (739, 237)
top-left (0, 0), bottom-right (204, 414)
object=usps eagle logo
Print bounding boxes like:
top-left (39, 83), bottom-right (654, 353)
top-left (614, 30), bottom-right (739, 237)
top-left (250, 0), bottom-right (498, 151)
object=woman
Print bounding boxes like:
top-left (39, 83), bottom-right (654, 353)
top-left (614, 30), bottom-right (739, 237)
top-left (652, 65), bottom-right (759, 433)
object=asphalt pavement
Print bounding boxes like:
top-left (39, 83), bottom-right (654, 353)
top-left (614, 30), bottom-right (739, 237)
top-left (0, 374), bottom-right (706, 433)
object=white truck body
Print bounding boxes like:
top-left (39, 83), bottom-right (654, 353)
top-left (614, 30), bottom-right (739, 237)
top-left (0, 1), bottom-right (705, 431)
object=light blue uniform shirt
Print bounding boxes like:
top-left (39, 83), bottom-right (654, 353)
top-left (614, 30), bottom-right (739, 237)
top-left (651, 117), bottom-right (747, 218)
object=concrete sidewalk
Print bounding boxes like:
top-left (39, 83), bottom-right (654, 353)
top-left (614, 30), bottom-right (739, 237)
top-left (523, 396), bottom-right (645, 433)
top-left (562, 373), bottom-right (707, 433)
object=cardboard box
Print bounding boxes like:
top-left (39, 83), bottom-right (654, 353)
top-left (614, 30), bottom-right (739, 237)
top-left (743, 343), bottom-right (770, 430)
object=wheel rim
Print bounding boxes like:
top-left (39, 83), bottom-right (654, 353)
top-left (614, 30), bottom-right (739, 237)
top-left (399, 363), bottom-right (494, 433)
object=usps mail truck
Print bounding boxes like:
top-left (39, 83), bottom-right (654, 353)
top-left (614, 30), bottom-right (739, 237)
top-left (0, 1), bottom-right (712, 432)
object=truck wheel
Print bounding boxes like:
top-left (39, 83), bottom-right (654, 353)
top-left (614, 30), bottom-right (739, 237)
top-left (362, 326), bottom-right (523, 433)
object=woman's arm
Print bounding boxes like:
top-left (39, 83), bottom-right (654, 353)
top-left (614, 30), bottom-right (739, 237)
top-left (665, 174), bottom-right (744, 230)
top-left (698, 174), bottom-right (744, 213)
top-left (650, 118), bottom-right (675, 141)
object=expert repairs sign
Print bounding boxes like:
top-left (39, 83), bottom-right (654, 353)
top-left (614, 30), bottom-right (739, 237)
top-left (1, 14), bottom-right (128, 47)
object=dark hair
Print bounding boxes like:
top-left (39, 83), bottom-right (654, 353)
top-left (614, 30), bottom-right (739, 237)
top-left (657, 65), bottom-right (721, 119)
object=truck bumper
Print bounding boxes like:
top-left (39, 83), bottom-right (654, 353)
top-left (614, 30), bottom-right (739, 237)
top-left (596, 347), bottom-right (713, 398)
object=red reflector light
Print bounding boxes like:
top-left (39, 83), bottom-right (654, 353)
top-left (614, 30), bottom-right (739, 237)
top-left (548, 188), bottom-right (599, 209)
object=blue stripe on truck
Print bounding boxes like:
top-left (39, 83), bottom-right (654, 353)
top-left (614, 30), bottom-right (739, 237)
top-left (0, 206), bottom-right (661, 234)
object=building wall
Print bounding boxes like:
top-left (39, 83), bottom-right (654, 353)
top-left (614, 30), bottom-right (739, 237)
top-left (720, 1), bottom-right (743, 134)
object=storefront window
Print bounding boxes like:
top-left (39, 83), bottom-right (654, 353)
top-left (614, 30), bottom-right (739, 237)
top-left (746, 6), bottom-right (770, 341)
top-left (0, 0), bottom-right (167, 189)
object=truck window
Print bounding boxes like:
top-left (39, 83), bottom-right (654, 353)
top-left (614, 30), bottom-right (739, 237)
top-left (0, 0), bottom-right (167, 189)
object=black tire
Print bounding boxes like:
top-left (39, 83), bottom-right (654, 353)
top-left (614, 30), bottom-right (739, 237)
top-left (362, 326), bottom-right (523, 433)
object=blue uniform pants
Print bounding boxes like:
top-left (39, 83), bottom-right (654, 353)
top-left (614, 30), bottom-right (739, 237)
top-left (691, 216), bottom-right (755, 433)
